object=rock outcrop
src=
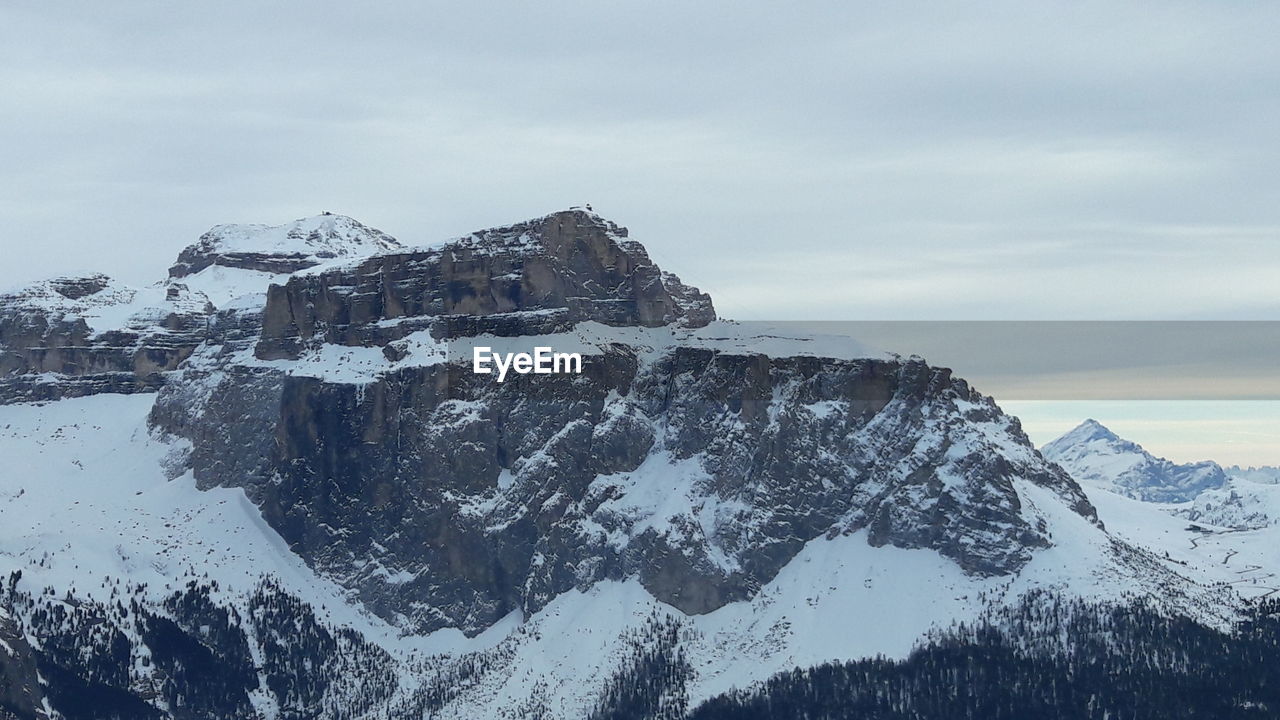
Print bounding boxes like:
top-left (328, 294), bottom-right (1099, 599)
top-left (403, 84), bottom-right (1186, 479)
top-left (254, 211), bottom-right (715, 360)
top-left (145, 209), bottom-right (1096, 636)
top-left (0, 275), bottom-right (211, 404)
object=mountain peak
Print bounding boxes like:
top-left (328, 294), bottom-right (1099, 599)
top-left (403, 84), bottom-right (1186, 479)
top-left (1076, 418), bottom-right (1118, 440)
top-left (450, 208), bottom-right (635, 255)
top-left (1043, 419), bottom-right (1226, 503)
top-left (1043, 419), bottom-right (1127, 454)
top-left (168, 213), bottom-right (401, 279)
top-left (254, 209), bottom-right (716, 358)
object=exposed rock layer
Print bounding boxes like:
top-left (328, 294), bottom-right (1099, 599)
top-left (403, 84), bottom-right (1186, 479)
top-left (254, 211), bottom-right (715, 360)
top-left (153, 342), bottom-right (1097, 635)
top-left (3, 208), bottom-right (1100, 643)
top-left (0, 276), bottom-right (210, 404)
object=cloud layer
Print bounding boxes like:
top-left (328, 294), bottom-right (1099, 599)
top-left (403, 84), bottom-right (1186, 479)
top-left (2, 1), bottom-right (1277, 320)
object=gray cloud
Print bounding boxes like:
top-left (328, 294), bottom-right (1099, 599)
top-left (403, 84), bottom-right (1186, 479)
top-left (2, 1), bottom-right (1277, 320)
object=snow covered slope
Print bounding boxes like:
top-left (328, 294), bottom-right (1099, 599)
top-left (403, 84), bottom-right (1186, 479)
top-left (0, 392), bottom-right (1232, 719)
top-left (1071, 478), bottom-right (1280, 602)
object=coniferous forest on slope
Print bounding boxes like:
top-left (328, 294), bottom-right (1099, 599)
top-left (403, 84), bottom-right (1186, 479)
top-left (686, 594), bottom-right (1280, 720)
top-left (7, 568), bottom-right (1279, 720)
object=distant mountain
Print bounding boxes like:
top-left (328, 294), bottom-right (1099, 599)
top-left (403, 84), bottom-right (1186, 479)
top-left (1042, 419), bottom-right (1280, 531)
top-left (1226, 465), bottom-right (1280, 485)
top-left (1176, 479), bottom-right (1280, 530)
top-left (1042, 419), bottom-right (1228, 503)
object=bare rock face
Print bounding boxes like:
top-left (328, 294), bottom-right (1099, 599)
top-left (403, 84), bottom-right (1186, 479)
top-left (0, 275), bottom-right (211, 404)
top-left (0, 609), bottom-right (46, 720)
top-left (254, 210), bottom-right (715, 360)
top-left (156, 346), bottom-right (1097, 635)
top-left (156, 268), bottom-right (1095, 640)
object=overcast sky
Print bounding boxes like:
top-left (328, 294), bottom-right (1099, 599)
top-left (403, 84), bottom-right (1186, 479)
top-left (2, 1), bottom-right (1278, 321)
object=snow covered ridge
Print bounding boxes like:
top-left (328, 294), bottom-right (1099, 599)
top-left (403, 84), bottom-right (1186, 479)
top-left (0, 214), bottom-right (402, 404)
top-left (167, 213), bottom-right (401, 278)
top-left (1226, 465), bottom-right (1280, 485)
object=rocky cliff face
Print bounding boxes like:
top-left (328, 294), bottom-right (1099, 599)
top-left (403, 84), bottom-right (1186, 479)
top-left (0, 215), bottom-right (400, 405)
top-left (154, 341), bottom-right (1096, 635)
top-left (0, 275), bottom-right (212, 404)
top-left (254, 211), bottom-right (715, 360)
top-left (145, 209), bottom-right (1096, 637)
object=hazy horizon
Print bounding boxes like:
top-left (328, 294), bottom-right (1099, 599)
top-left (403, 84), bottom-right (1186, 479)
top-left (1003, 401), bottom-right (1280, 468)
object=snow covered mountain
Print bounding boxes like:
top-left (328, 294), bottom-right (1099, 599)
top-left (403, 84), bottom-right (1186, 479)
top-left (1226, 465), bottom-right (1280, 485)
top-left (1044, 419), bottom-right (1280, 533)
top-left (1177, 479), bottom-right (1280, 531)
top-left (167, 214), bottom-right (401, 305)
top-left (0, 215), bottom-right (400, 407)
top-left (0, 210), bottom-right (1264, 720)
top-left (1042, 419), bottom-right (1228, 502)
top-left (1033, 420), bottom-right (1280, 645)
top-left (0, 274), bottom-right (211, 403)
